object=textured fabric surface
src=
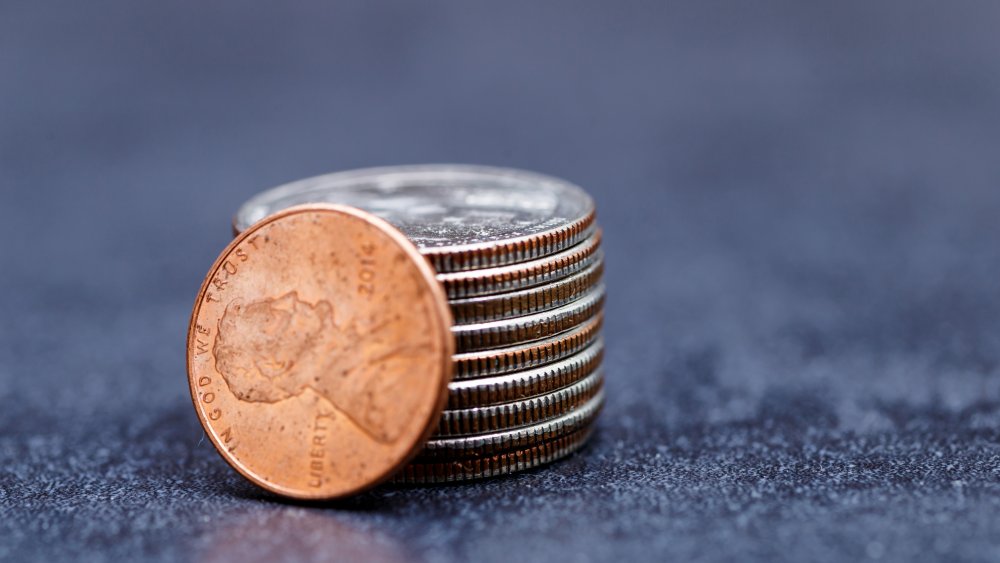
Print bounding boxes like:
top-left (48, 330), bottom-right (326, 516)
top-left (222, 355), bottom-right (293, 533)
top-left (3, 2), bottom-right (1000, 562)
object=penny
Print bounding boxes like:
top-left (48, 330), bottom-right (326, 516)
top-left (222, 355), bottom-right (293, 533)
top-left (435, 369), bottom-right (603, 436)
top-left (448, 258), bottom-right (604, 324)
top-left (447, 339), bottom-right (604, 409)
top-left (393, 425), bottom-right (596, 484)
top-left (233, 165), bottom-right (597, 273)
top-left (452, 312), bottom-right (603, 379)
top-left (187, 204), bottom-right (454, 500)
top-left (453, 284), bottom-right (606, 353)
top-left (414, 391), bottom-right (604, 459)
top-left (439, 230), bottom-right (602, 300)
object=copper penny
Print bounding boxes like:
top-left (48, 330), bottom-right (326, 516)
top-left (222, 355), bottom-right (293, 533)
top-left (186, 204), bottom-right (454, 500)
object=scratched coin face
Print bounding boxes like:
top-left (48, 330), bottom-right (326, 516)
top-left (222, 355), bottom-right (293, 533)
top-left (233, 165), bottom-right (596, 272)
top-left (187, 204), bottom-right (454, 499)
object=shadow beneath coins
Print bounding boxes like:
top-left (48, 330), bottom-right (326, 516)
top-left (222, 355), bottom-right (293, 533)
top-left (219, 427), bottom-right (604, 508)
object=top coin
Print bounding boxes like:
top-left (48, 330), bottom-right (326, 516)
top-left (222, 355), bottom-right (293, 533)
top-left (187, 204), bottom-right (454, 500)
top-left (233, 165), bottom-right (596, 273)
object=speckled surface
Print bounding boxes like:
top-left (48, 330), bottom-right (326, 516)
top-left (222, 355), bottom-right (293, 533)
top-left (3, 2), bottom-right (1000, 562)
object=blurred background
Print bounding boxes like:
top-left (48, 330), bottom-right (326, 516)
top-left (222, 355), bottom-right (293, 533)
top-left (3, 1), bottom-right (1000, 562)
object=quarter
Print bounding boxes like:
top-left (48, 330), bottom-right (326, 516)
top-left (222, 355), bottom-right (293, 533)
top-left (448, 258), bottom-right (603, 324)
top-left (447, 339), bottom-right (604, 409)
top-left (435, 369), bottom-right (604, 436)
top-left (415, 391), bottom-right (604, 459)
top-left (452, 312), bottom-right (604, 379)
top-left (438, 230), bottom-right (602, 299)
top-left (233, 165), bottom-right (596, 273)
top-left (452, 284), bottom-right (606, 352)
top-left (393, 426), bottom-right (596, 484)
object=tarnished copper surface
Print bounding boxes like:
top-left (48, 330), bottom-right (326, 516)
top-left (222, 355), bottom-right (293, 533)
top-left (187, 204), bottom-right (453, 500)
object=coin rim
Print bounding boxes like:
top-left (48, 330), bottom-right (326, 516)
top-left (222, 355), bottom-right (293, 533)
top-left (187, 203), bottom-right (455, 500)
top-left (439, 230), bottom-right (602, 299)
top-left (447, 338), bottom-right (604, 409)
top-left (452, 283), bottom-right (606, 352)
top-left (393, 425), bottom-right (596, 484)
top-left (448, 257), bottom-right (604, 324)
top-left (415, 390), bottom-right (604, 459)
top-left (452, 312), bottom-right (604, 379)
top-left (232, 165), bottom-right (597, 273)
top-left (427, 217), bottom-right (596, 273)
top-left (435, 368), bottom-right (604, 436)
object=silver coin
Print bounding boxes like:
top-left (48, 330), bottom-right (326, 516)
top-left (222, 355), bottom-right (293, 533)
top-left (438, 229), bottom-right (603, 299)
top-left (415, 390), bottom-right (604, 458)
top-left (447, 338), bottom-right (604, 409)
top-left (233, 165), bottom-right (597, 272)
top-left (436, 368), bottom-right (604, 437)
top-left (393, 425), bottom-right (595, 484)
top-left (447, 256), bottom-right (603, 324)
top-left (452, 312), bottom-right (604, 379)
top-left (452, 283), bottom-right (605, 352)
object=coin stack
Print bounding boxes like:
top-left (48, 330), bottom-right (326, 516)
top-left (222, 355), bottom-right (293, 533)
top-left (233, 165), bottom-right (605, 483)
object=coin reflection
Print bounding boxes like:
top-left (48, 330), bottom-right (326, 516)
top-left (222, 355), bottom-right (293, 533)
top-left (197, 508), bottom-right (412, 563)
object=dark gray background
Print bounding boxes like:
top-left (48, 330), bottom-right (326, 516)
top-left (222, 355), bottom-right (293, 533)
top-left (3, 1), bottom-right (1000, 561)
